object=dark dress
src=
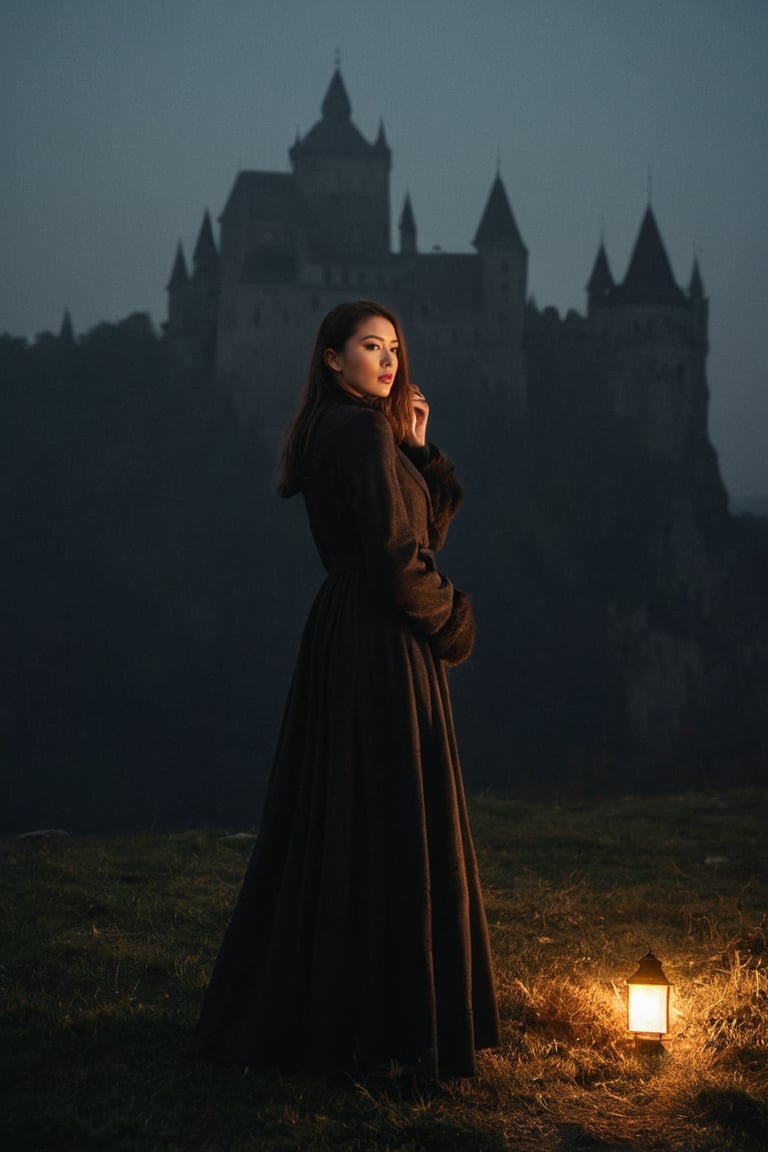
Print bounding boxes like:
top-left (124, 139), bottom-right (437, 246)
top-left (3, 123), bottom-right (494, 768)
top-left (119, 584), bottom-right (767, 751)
top-left (195, 398), bottom-right (500, 1079)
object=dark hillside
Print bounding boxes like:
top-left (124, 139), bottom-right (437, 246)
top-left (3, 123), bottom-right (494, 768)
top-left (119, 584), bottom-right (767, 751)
top-left (2, 318), bottom-right (768, 834)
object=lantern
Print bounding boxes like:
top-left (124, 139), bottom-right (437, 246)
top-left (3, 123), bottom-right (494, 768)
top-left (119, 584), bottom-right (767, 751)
top-left (626, 951), bottom-right (671, 1049)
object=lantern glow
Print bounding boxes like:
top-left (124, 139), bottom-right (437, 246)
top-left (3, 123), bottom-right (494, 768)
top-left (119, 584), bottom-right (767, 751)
top-left (626, 951), bottom-right (671, 1043)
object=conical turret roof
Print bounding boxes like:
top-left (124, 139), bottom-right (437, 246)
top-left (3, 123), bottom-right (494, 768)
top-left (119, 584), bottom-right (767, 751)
top-left (399, 192), bottom-right (417, 255)
top-left (586, 241), bottom-right (614, 303)
top-left (688, 256), bottom-right (705, 299)
top-left (613, 206), bottom-right (685, 306)
top-left (399, 193), bottom-right (416, 233)
top-left (193, 211), bottom-right (219, 279)
top-left (375, 119), bottom-right (390, 151)
top-left (472, 174), bottom-right (526, 252)
top-left (167, 242), bottom-right (189, 290)
top-left (292, 68), bottom-right (384, 159)
top-left (321, 68), bottom-right (352, 121)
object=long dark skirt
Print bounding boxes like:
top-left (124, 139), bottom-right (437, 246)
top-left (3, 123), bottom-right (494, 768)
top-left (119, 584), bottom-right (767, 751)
top-left (195, 570), bottom-right (500, 1078)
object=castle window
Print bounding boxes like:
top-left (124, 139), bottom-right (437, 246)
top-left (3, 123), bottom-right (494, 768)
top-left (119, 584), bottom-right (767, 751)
top-left (323, 266), bottom-right (331, 286)
top-left (421, 304), bottom-right (429, 319)
top-left (342, 267), bottom-right (349, 286)
top-left (311, 295), bottom-right (320, 311)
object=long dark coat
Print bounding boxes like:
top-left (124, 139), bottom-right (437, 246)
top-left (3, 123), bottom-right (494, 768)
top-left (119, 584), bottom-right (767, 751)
top-left (195, 397), bottom-right (500, 1079)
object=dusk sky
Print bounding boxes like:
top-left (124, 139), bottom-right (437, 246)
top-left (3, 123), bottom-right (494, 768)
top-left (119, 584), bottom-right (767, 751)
top-left (2, 0), bottom-right (766, 497)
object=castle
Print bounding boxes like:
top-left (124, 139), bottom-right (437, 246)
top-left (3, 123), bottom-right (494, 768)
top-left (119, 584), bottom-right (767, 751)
top-left (165, 67), bottom-right (718, 505)
top-left (160, 70), bottom-right (768, 791)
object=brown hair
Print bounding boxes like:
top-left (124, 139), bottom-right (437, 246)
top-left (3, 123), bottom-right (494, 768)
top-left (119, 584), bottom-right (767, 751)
top-left (279, 300), bottom-right (414, 495)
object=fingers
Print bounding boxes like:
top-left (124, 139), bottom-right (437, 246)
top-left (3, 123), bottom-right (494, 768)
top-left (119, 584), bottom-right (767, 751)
top-left (412, 401), bottom-right (428, 428)
top-left (410, 385), bottom-right (429, 420)
top-left (406, 384), bottom-right (429, 447)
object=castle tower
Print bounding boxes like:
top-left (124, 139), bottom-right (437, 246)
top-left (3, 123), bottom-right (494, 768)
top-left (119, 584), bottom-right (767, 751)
top-left (687, 256), bottom-right (707, 332)
top-left (165, 242), bottom-right (190, 335)
top-left (586, 241), bottom-right (614, 314)
top-left (590, 206), bottom-right (711, 465)
top-left (164, 216), bottom-right (220, 373)
top-left (399, 193), bottom-right (417, 257)
top-left (472, 172), bottom-right (528, 419)
top-left (289, 69), bottom-right (391, 257)
top-left (192, 210), bottom-right (220, 287)
top-left (189, 211), bottom-right (220, 371)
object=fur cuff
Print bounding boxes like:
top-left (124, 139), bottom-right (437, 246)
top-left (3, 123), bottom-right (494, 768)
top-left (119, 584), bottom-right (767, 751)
top-left (431, 588), bottom-right (476, 666)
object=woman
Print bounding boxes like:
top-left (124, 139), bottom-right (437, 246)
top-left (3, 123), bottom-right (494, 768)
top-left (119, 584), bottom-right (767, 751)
top-left (195, 300), bottom-right (499, 1080)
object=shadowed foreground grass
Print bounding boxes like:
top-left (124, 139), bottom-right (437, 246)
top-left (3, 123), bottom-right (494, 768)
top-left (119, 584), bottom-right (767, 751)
top-left (2, 791), bottom-right (767, 1151)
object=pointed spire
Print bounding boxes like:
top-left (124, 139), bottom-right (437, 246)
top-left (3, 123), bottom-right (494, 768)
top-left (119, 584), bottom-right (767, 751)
top-left (167, 242), bottom-right (189, 290)
top-left (586, 240), bottom-right (615, 306)
top-left (292, 68), bottom-right (376, 160)
top-left (616, 206), bottom-right (685, 306)
top-left (321, 68), bottom-right (351, 121)
top-left (58, 309), bottom-right (75, 344)
top-left (193, 211), bottom-right (219, 280)
top-left (399, 193), bottom-right (416, 232)
top-left (399, 193), bottom-right (417, 256)
top-left (472, 173), bottom-right (526, 252)
top-left (375, 118), bottom-right (389, 150)
top-left (688, 256), bottom-right (704, 299)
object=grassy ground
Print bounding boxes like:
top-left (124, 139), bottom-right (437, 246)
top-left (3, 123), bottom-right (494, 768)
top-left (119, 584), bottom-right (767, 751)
top-left (2, 791), bottom-right (767, 1151)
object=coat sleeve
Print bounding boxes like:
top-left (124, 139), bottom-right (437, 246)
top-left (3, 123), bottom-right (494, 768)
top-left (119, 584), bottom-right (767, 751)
top-left (339, 409), bottom-right (454, 637)
top-left (398, 442), bottom-right (464, 551)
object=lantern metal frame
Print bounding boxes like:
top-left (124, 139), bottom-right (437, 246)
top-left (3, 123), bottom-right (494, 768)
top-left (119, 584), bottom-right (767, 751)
top-left (626, 951), bottom-right (671, 1052)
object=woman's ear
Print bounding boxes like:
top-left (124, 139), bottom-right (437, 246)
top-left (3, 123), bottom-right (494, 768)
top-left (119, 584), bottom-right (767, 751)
top-left (324, 348), bottom-right (341, 372)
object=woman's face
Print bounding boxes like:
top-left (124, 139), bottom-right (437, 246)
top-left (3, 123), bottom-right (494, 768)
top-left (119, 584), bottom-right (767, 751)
top-left (324, 316), bottom-right (399, 400)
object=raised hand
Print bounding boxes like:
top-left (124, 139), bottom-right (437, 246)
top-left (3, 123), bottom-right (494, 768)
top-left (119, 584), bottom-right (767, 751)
top-left (406, 385), bottom-right (430, 448)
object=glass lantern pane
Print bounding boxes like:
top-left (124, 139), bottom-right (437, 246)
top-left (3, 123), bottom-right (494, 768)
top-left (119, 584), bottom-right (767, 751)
top-left (628, 984), bottom-right (668, 1034)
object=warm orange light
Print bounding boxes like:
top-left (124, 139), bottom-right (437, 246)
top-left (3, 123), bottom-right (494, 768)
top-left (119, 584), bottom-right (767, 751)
top-left (626, 951), bottom-right (671, 1039)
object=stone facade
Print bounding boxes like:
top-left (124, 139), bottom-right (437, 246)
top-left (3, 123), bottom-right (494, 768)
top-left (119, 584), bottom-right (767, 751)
top-left (165, 67), bottom-right (721, 513)
top-left (165, 69), bottom-right (529, 460)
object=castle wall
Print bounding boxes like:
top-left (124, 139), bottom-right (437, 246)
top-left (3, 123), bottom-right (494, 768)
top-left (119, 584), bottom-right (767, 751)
top-left (594, 303), bottom-right (707, 462)
top-left (292, 154), bottom-right (391, 256)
